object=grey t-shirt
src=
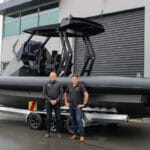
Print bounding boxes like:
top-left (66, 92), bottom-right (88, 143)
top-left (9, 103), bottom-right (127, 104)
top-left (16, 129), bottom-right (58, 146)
top-left (43, 80), bottom-right (63, 102)
top-left (65, 83), bottom-right (87, 106)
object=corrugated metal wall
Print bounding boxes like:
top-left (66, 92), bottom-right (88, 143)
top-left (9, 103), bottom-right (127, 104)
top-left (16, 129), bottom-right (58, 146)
top-left (74, 8), bottom-right (144, 77)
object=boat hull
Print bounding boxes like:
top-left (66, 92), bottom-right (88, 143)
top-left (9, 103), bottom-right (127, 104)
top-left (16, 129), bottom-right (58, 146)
top-left (0, 76), bottom-right (150, 117)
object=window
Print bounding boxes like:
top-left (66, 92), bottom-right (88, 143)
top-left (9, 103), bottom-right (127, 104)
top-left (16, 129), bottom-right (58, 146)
top-left (4, 0), bottom-right (32, 2)
top-left (3, 7), bottom-right (59, 37)
top-left (2, 62), bottom-right (9, 71)
top-left (21, 9), bottom-right (38, 33)
top-left (4, 13), bottom-right (20, 37)
top-left (39, 8), bottom-right (59, 26)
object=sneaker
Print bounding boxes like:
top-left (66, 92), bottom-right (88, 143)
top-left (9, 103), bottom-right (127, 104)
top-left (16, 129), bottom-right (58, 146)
top-left (57, 133), bottom-right (62, 138)
top-left (80, 136), bottom-right (85, 142)
top-left (69, 134), bottom-right (78, 140)
top-left (44, 133), bottom-right (50, 138)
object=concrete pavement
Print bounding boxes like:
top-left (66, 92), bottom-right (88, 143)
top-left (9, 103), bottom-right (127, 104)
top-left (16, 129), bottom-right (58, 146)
top-left (0, 112), bottom-right (150, 150)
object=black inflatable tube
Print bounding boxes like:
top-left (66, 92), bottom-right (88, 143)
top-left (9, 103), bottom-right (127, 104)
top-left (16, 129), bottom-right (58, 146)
top-left (1, 76), bottom-right (150, 94)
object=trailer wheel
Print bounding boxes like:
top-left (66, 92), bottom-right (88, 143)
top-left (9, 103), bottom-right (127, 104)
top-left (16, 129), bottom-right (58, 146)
top-left (28, 113), bottom-right (43, 130)
top-left (65, 117), bottom-right (74, 134)
top-left (50, 117), bottom-right (57, 132)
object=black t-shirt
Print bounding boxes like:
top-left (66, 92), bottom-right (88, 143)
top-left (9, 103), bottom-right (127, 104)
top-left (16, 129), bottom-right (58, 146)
top-left (65, 83), bottom-right (87, 106)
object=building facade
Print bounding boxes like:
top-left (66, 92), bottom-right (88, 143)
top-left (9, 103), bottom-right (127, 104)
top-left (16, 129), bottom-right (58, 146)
top-left (0, 0), bottom-right (150, 77)
top-left (0, 0), bottom-right (60, 73)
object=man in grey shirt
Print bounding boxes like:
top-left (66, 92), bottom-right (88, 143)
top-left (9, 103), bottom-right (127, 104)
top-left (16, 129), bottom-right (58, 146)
top-left (43, 71), bottom-right (63, 138)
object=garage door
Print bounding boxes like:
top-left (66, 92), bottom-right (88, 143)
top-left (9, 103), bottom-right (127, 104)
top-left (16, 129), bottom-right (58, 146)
top-left (74, 8), bottom-right (144, 77)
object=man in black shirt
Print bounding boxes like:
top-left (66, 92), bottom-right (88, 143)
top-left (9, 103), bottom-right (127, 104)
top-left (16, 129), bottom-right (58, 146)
top-left (43, 71), bottom-right (63, 138)
top-left (64, 74), bottom-right (89, 142)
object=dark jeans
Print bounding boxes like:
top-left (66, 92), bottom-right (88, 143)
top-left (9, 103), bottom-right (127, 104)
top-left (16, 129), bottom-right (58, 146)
top-left (69, 106), bottom-right (84, 137)
top-left (46, 101), bottom-right (61, 133)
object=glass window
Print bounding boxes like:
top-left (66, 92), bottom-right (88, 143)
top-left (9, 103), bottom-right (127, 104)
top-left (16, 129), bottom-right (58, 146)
top-left (21, 9), bottom-right (38, 33)
top-left (4, 13), bottom-right (20, 37)
top-left (3, 7), bottom-right (59, 37)
top-left (2, 62), bottom-right (9, 71)
top-left (39, 8), bottom-right (59, 26)
top-left (4, 0), bottom-right (32, 2)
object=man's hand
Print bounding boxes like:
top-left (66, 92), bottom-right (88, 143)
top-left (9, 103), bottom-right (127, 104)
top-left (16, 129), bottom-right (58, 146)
top-left (65, 102), bottom-right (70, 107)
top-left (50, 100), bottom-right (57, 105)
top-left (77, 104), bottom-right (85, 108)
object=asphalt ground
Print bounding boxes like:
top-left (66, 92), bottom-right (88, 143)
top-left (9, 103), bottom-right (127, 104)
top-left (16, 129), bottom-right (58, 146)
top-left (0, 112), bottom-right (150, 150)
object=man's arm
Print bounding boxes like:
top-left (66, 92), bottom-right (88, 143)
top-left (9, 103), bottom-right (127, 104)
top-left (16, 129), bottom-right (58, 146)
top-left (51, 83), bottom-right (64, 105)
top-left (78, 84), bottom-right (89, 108)
top-left (56, 84), bottom-right (63, 102)
top-left (43, 82), bottom-right (50, 101)
top-left (83, 91), bottom-right (89, 106)
top-left (64, 92), bottom-right (67, 104)
top-left (64, 90), bottom-right (70, 107)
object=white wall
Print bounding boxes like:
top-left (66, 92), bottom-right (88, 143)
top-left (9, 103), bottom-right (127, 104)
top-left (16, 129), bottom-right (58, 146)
top-left (59, 0), bottom-right (145, 19)
top-left (59, 0), bottom-right (150, 78)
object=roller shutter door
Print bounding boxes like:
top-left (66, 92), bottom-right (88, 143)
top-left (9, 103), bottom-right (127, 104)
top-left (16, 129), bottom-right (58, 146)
top-left (74, 8), bottom-right (144, 77)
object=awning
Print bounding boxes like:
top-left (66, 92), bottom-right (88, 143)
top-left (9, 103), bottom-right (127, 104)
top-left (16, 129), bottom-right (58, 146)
top-left (0, 0), bottom-right (59, 15)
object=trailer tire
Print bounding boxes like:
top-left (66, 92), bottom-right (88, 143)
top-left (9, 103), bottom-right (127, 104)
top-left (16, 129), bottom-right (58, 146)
top-left (28, 113), bottom-right (43, 130)
top-left (65, 117), bottom-right (74, 134)
top-left (50, 117), bottom-right (57, 132)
